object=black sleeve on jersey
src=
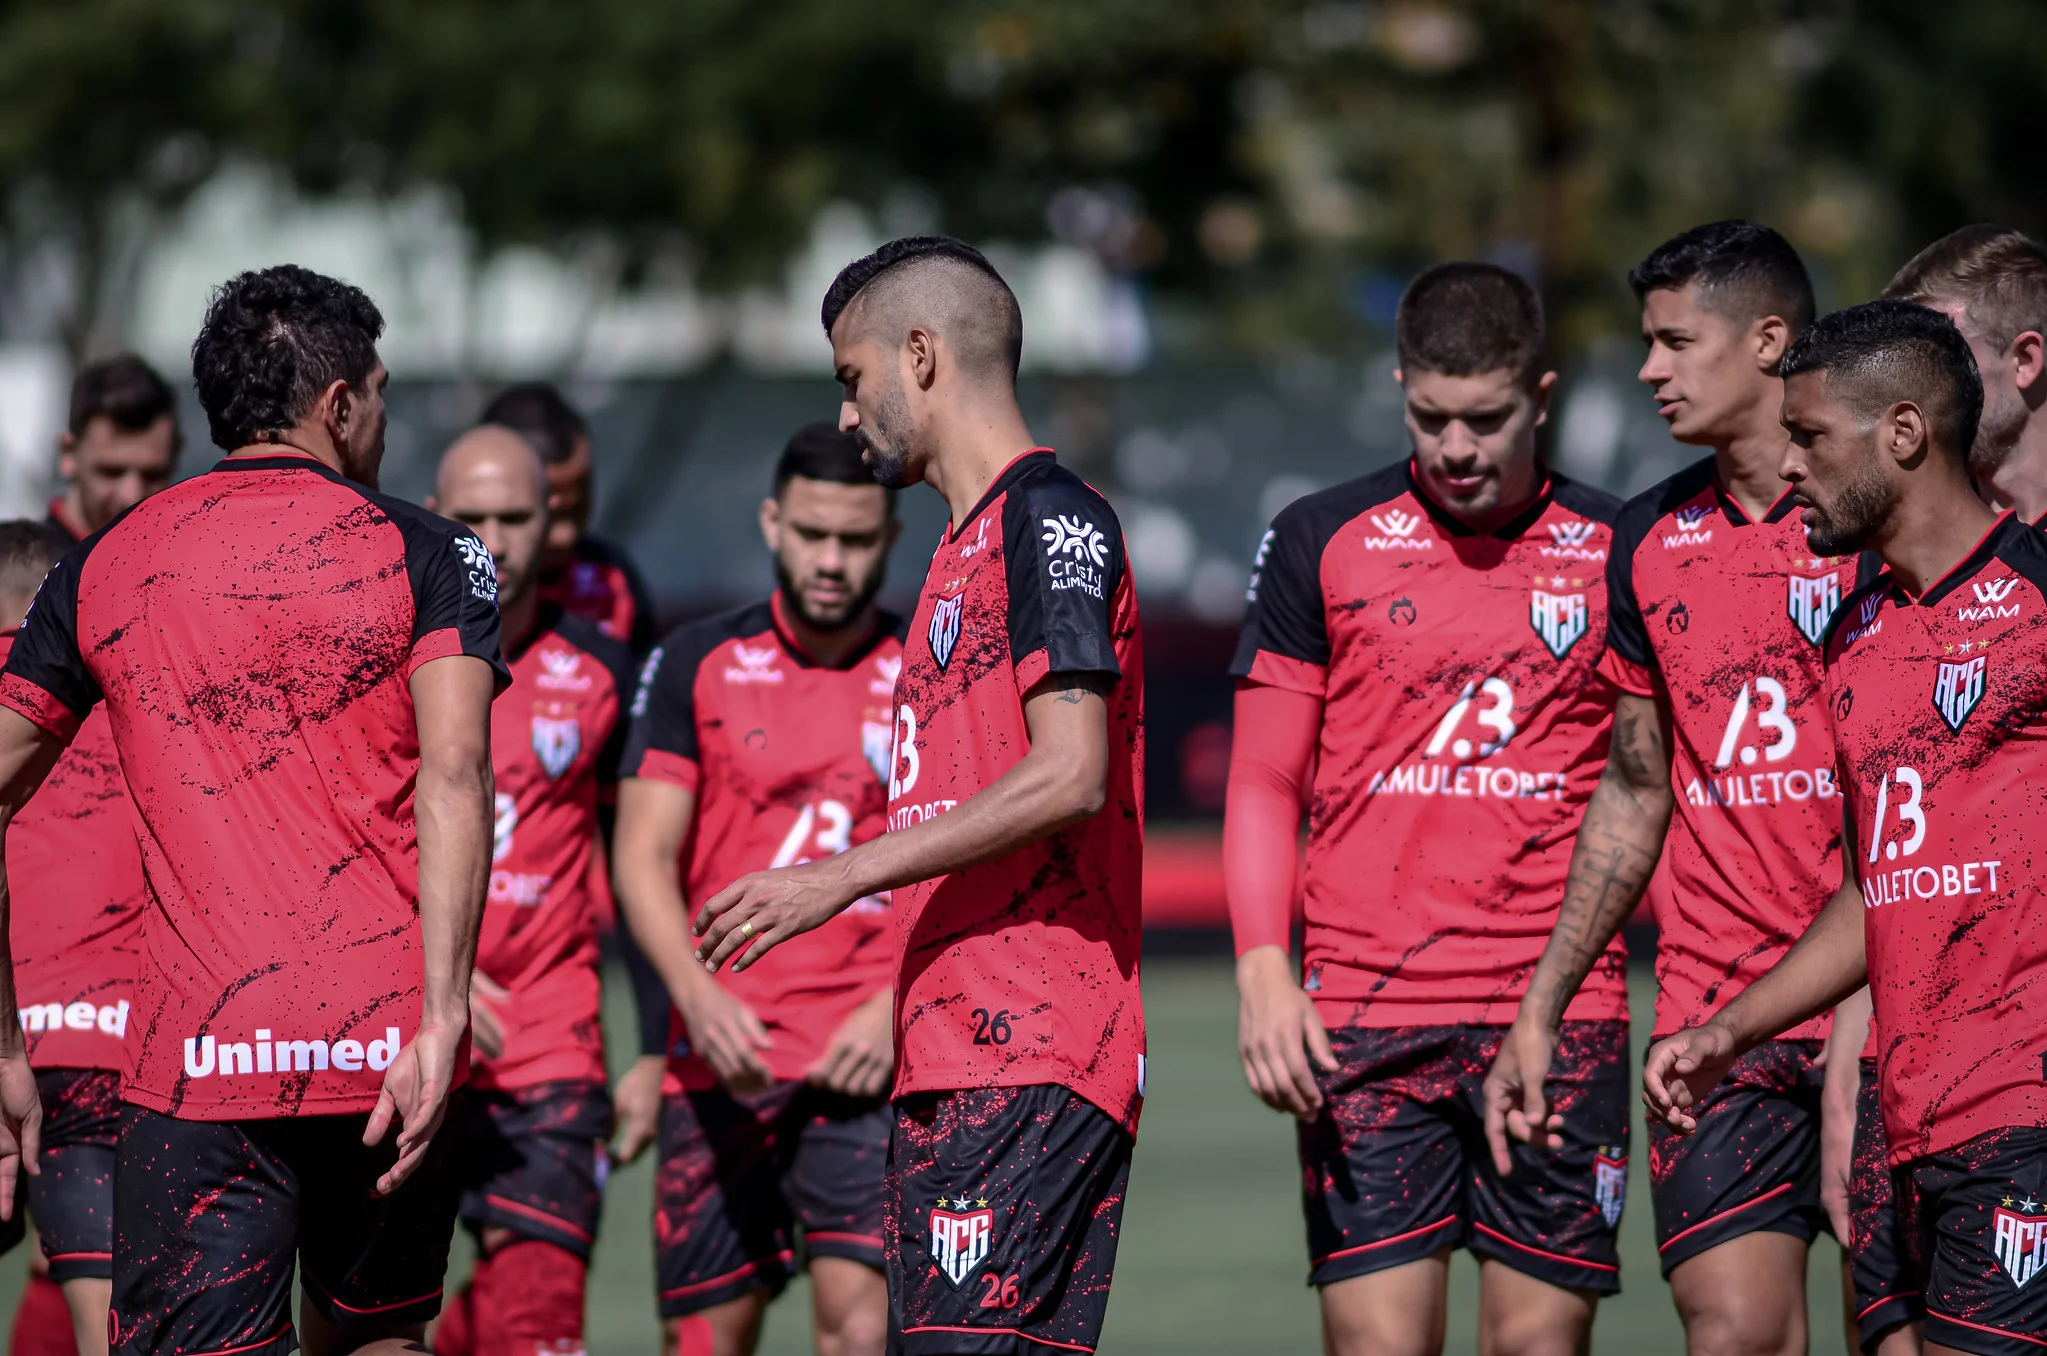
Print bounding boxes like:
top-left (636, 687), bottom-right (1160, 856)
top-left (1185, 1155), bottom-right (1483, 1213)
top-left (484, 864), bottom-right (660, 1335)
top-left (620, 606), bottom-right (764, 775)
top-left (1603, 459), bottom-right (1719, 675)
top-left (558, 613), bottom-right (638, 784)
top-left (1549, 473), bottom-right (1624, 525)
top-left (1001, 470), bottom-right (1125, 681)
top-left (4, 539), bottom-right (102, 721)
top-left (1227, 464), bottom-right (1409, 679)
top-left (382, 498), bottom-right (512, 693)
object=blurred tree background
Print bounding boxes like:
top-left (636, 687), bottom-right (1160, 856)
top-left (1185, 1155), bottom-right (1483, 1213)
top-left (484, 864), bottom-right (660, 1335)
top-left (1, 0), bottom-right (2044, 362)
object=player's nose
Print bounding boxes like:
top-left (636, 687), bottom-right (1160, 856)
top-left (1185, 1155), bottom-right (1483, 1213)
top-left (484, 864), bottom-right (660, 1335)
top-left (838, 401), bottom-right (860, 435)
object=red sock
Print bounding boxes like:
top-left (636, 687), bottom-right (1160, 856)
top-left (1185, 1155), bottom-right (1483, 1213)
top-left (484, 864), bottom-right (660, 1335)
top-left (672, 1315), bottom-right (716, 1356)
top-left (9, 1274), bottom-right (77, 1356)
top-left (433, 1251), bottom-right (485, 1356)
top-left (473, 1240), bottom-right (587, 1356)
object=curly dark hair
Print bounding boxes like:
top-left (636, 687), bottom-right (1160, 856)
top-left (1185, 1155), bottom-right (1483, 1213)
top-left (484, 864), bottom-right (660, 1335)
top-left (190, 265), bottom-right (385, 451)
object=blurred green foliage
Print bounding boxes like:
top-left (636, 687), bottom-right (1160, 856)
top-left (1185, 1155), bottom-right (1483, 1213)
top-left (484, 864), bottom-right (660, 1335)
top-left (1, 0), bottom-right (2043, 356)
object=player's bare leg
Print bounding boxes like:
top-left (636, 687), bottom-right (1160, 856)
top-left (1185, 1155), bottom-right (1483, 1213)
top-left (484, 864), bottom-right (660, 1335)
top-left (661, 1290), bottom-right (767, 1356)
top-left (1874, 1324), bottom-right (1924, 1355)
top-left (1319, 1252), bottom-right (1450, 1356)
top-left (809, 1257), bottom-right (885, 1356)
top-left (57, 1277), bottom-right (110, 1356)
top-left (1477, 1262), bottom-right (1594, 1356)
top-left (1668, 1233), bottom-right (1809, 1356)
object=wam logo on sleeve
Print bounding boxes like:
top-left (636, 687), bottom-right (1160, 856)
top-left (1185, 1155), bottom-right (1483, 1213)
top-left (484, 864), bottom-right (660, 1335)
top-left (454, 536), bottom-right (499, 602)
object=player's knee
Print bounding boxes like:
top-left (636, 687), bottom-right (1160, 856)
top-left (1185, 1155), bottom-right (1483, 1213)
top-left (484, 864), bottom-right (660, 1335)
top-left (662, 1304), bottom-right (759, 1356)
top-left (813, 1302), bottom-right (887, 1356)
top-left (1672, 1290), bottom-right (1802, 1356)
top-left (479, 1240), bottom-right (587, 1349)
top-left (1320, 1279), bottom-right (1444, 1356)
top-left (1479, 1313), bottom-right (1591, 1356)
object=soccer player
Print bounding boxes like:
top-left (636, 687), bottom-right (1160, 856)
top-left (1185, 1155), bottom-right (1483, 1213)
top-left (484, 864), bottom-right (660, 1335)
top-left (1885, 227), bottom-right (2047, 522)
top-left (1645, 298), bottom-right (2045, 1356)
top-left (0, 264), bottom-right (504, 1356)
top-left (692, 237), bottom-right (1145, 1356)
top-left (479, 382), bottom-right (657, 654)
top-left (612, 424), bottom-right (903, 1356)
top-left (0, 519), bottom-right (145, 1356)
top-left (1483, 221), bottom-right (1862, 1354)
top-left (1227, 263), bottom-right (1629, 1355)
top-left (425, 428), bottom-right (634, 1356)
top-left (45, 354), bottom-right (180, 542)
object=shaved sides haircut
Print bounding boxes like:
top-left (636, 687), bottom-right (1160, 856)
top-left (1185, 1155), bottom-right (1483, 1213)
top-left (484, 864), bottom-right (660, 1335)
top-left (1630, 220), bottom-right (1815, 335)
top-left (1781, 300), bottom-right (1984, 460)
top-left (1885, 224), bottom-right (2047, 353)
top-left (0, 519), bottom-right (70, 614)
top-left (1396, 262), bottom-right (1546, 391)
top-left (820, 236), bottom-right (1023, 383)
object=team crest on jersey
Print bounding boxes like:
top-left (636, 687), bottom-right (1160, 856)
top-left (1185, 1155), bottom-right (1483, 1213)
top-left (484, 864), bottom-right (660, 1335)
top-left (861, 720), bottom-right (894, 785)
top-left (1994, 1196), bottom-right (2047, 1288)
top-left (929, 594), bottom-right (965, 671)
top-left (1786, 571), bottom-right (1842, 647)
top-left (1530, 583), bottom-right (1588, 659)
top-left (1933, 655), bottom-right (1987, 732)
top-left (1594, 1149), bottom-right (1627, 1228)
top-left (531, 716), bottom-right (581, 779)
top-left (930, 1199), bottom-right (994, 1287)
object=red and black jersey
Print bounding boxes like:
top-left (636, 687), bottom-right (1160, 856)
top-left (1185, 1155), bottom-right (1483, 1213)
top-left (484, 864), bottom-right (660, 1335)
top-left (1604, 458), bottom-right (1857, 1040)
top-left (888, 450), bottom-right (1146, 1131)
top-left (1230, 460), bottom-right (1629, 1027)
top-left (0, 451), bottom-right (508, 1121)
top-left (1824, 513), bottom-right (2047, 1165)
top-left (474, 606), bottom-right (632, 1092)
top-left (622, 595), bottom-right (901, 1087)
top-left (540, 533), bottom-right (657, 655)
top-left (1, 627), bottom-right (146, 1071)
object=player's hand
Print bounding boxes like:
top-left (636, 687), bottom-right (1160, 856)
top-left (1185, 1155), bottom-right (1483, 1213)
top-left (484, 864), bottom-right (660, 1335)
top-left (365, 1016), bottom-right (462, 1195)
top-left (1235, 946), bottom-right (1338, 1119)
top-left (678, 985), bottom-right (775, 1096)
top-left (0, 1049), bottom-right (41, 1221)
top-left (1643, 1024), bottom-right (1739, 1134)
top-left (694, 858), bottom-right (852, 973)
top-left (1483, 1017), bottom-right (1565, 1175)
top-left (1819, 1059), bottom-right (1861, 1243)
top-left (469, 969), bottom-right (509, 1061)
top-left (808, 989), bottom-right (893, 1099)
top-left (611, 1054), bottom-right (666, 1164)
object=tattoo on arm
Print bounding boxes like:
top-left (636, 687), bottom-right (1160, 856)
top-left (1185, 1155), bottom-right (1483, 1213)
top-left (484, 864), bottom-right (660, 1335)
top-left (1054, 687), bottom-right (1088, 705)
top-left (1529, 693), bottom-right (1676, 1023)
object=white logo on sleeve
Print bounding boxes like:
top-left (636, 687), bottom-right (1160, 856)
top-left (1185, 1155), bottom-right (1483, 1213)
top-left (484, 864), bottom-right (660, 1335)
top-left (1246, 528), bottom-right (1275, 603)
top-left (455, 536), bottom-right (499, 602)
top-left (1043, 515), bottom-right (1109, 598)
top-left (631, 649), bottom-right (663, 718)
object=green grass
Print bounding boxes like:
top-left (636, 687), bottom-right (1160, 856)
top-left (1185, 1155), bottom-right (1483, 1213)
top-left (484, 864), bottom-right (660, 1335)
top-left (0, 958), bottom-right (1858, 1353)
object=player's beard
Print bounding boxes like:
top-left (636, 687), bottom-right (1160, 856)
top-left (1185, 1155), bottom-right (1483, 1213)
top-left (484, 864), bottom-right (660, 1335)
top-left (1804, 455), bottom-right (1899, 557)
top-left (1967, 380), bottom-right (2026, 482)
top-left (776, 554), bottom-right (887, 633)
top-left (857, 373), bottom-right (916, 489)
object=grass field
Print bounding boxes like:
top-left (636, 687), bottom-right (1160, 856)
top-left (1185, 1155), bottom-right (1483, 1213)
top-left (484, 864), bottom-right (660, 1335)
top-left (0, 957), bottom-right (1858, 1353)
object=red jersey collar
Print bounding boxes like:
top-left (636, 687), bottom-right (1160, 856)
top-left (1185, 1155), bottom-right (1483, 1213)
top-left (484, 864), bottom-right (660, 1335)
top-left (45, 497), bottom-right (89, 543)
top-left (1708, 478), bottom-right (1800, 527)
top-left (767, 591), bottom-right (898, 671)
top-left (947, 447), bottom-right (1056, 544)
top-left (1403, 458), bottom-right (1556, 540)
top-left (1888, 511), bottom-right (2018, 607)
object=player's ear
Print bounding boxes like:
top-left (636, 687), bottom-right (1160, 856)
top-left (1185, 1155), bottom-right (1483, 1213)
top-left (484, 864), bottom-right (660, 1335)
top-left (2012, 331), bottom-right (2046, 394)
top-left (906, 326), bottom-right (938, 391)
top-left (1754, 314), bottom-right (1791, 369)
top-left (1885, 401), bottom-right (1929, 466)
top-left (424, 494), bottom-right (440, 514)
top-left (1531, 370), bottom-right (1559, 428)
top-left (758, 496), bottom-right (782, 553)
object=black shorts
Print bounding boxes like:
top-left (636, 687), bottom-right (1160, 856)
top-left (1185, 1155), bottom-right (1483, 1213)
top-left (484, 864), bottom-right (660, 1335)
top-left (654, 1080), bottom-right (889, 1317)
top-left (1849, 1059), bottom-right (1923, 1351)
top-left (26, 1069), bottom-right (120, 1282)
top-left (109, 1104), bottom-right (460, 1356)
top-left (454, 1080), bottom-right (611, 1261)
top-left (1888, 1126), bottom-right (2047, 1356)
top-left (1300, 1022), bottom-right (1629, 1295)
top-left (1648, 1038), bottom-right (1829, 1275)
top-left (885, 1084), bottom-right (1131, 1356)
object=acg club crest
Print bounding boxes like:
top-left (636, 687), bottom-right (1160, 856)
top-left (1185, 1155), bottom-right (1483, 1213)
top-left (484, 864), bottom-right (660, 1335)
top-left (930, 1199), bottom-right (993, 1287)
top-left (1594, 1148), bottom-right (1627, 1229)
top-left (1529, 586), bottom-right (1588, 660)
top-left (1994, 1197), bottom-right (2047, 1288)
top-left (928, 594), bottom-right (965, 671)
top-left (531, 715), bottom-right (581, 779)
top-left (1933, 655), bottom-right (1987, 732)
top-left (1787, 571), bottom-right (1842, 647)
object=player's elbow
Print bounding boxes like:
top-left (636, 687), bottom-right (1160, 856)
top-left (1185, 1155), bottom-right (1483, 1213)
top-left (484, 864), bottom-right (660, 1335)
top-left (1047, 757), bottom-right (1108, 827)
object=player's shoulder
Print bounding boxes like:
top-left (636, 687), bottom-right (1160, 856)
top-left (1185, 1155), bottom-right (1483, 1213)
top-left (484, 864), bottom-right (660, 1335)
top-left (1000, 453), bottom-right (1121, 531)
top-left (547, 608), bottom-right (636, 689)
top-left (1262, 460), bottom-right (1412, 557)
top-left (1988, 513), bottom-right (2047, 595)
top-left (649, 601), bottom-right (777, 677)
top-left (1611, 456), bottom-right (1718, 554)
top-left (1546, 470), bottom-right (1623, 526)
